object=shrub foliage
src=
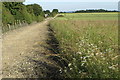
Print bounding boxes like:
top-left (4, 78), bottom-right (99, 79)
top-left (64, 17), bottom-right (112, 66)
top-left (2, 2), bottom-right (45, 27)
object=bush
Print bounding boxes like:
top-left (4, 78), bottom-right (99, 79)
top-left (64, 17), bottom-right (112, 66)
top-left (2, 4), bottom-right (15, 25)
top-left (2, 2), bottom-right (45, 30)
top-left (36, 15), bottom-right (44, 22)
top-left (21, 5), bottom-right (33, 24)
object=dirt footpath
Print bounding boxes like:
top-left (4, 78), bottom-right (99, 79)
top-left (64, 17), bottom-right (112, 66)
top-left (2, 19), bottom-right (61, 78)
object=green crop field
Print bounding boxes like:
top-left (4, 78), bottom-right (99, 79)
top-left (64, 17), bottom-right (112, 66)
top-left (57, 12), bottom-right (118, 20)
top-left (50, 12), bottom-right (119, 78)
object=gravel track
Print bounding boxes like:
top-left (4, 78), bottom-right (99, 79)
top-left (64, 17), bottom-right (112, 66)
top-left (2, 19), bottom-right (60, 78)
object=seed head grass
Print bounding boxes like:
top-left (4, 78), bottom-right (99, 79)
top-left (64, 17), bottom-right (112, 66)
top-left (49, 13), bottom-right (119, 78)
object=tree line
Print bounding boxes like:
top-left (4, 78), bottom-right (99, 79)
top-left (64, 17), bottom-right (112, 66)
top-left (75, 9), bottom-right (118, 13)
top-left (2, 2), bottom-right (58, 27)
top-left (60, 9), bottom-right (118, 13)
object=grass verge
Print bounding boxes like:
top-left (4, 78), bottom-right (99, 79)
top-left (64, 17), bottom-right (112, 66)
top-left (49, 16), bottom-right (119, 78)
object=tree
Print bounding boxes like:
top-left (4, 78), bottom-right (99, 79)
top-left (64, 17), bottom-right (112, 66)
top-left (52, 9), bottom-right (58, 13)
top-left (44, 10), bottom-right (50, 14)
top-left (51, 9), bottom-right (58, 17)
top-left (26, 5), bottom-right (34, 14)
top-left (32, 4), bottom-right (43, 16)
top-left (3, 2), bottom-right (23, 15)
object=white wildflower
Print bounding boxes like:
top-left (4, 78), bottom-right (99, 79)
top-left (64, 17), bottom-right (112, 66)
top-left (73, 58), bottom-right (76, 61)
top-left (96, 53), bottom-right (99, 55)
top-left (59, 69), bottom-right (62, 73)
top-left (81, 63), bottom-right (85, 66)
top-left (64, 69), bottom-right (67, 72)
top-left (83, 57), bottom-right (87, 60)
top-left (70, 68), bottom-right (73, 70)
top-left (91, 44), bottom-right (94, 46)
top-left (108, 66), bottom-right (115, 70)
top-left (79, 71), bottom-right (81, 73)
top-left (76, 52), bottom-right (82, 55)
top-left (80, 57), bottom-right (83, 59)
top-left (68, 63), bottom-right (72, 67)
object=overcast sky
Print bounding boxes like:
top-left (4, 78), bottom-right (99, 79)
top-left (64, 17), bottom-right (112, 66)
top-left (24, 0), bottom-right (119, 12)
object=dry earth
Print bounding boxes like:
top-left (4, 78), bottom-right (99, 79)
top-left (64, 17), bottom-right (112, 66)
top-left (2, 18), bottom-right (61, 78)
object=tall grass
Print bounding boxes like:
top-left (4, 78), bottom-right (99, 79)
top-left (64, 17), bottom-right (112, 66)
top-left (49, 13), bottom-right (119, 78)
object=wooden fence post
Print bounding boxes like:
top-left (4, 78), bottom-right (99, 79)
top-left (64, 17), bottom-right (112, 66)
top-left (1, 23), bottom-right (3, 32)
top-left (7, 24), bottom-right (10, 30)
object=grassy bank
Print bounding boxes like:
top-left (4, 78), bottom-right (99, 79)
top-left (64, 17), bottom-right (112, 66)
top-left (49, 13), bottom-right (119, 78)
